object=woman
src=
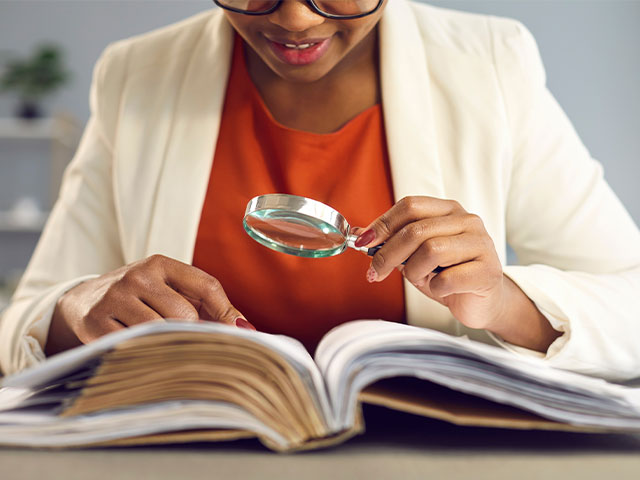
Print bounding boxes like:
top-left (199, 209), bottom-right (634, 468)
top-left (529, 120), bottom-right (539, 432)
top-left (1, 0), bottom-right (639, 380)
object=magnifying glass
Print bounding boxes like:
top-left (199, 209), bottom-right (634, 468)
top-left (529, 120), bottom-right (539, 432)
top-left (243, 193), bottom-right (442, 272)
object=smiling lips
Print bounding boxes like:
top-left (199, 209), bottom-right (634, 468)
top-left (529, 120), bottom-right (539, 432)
top-left (268, 37), bottom-right (332, 66)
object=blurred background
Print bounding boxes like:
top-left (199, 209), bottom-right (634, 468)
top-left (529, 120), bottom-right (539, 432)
top-left (0, 0), bottom-right (638, 310)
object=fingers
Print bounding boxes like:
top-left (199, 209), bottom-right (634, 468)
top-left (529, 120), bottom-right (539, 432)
top-left (158, 257), bottom-right (246, 326)
top-left (355, 196), bottom-right (464, 248)
top-left (138, 285), bottom-right (199, 322)
top-left (358, 196), bottom-right (502, 303)
top-left (51, 255), bottom-right (254, 352)
top-left (353, 196), bottom-right (509, 332)
top-left (400, 233), bottom-right (486, 287)
top-left (113, 299), bottom-right (164, 327)
top-left (428, 260), bottom-right (502, 299)
top-left (368, 216), bottom-right (469, 281)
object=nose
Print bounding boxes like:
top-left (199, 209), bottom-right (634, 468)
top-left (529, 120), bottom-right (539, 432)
top-left (268, 0), bottom-right (325, 32)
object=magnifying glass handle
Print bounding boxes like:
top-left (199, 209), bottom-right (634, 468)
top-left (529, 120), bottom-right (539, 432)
top-left (366, 244), bottom-right (443, 274)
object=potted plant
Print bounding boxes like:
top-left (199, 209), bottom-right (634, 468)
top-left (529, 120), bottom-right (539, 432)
top-left (0, 44), bottom-right (70, 120)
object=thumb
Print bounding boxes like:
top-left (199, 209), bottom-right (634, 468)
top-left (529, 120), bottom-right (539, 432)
top-left (181, 279), bottom-right (254, 330)
top-left (200, 293), bottom-right (255, 330)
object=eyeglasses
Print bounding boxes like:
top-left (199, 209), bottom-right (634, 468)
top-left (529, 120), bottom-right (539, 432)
top-left (213, 0), bottom-right (384, 20)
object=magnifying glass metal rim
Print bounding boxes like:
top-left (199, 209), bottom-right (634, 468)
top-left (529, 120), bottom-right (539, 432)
top-left (243, 194), bottom-right (354, 258)
top-left (243, 193), bottom-right (444, 272)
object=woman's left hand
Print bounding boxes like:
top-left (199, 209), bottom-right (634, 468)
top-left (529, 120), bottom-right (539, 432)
top-left (355, 196), bottom-right (561, 351)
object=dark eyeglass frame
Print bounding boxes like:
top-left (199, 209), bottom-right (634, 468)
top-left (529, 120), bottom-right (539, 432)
top-left (213, 0), bottom-right (384, 20)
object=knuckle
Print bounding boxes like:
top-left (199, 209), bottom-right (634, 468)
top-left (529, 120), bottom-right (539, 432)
top-left (424, 237), bottom-right (447, 257)
top-left (400, 196), bottom-right (420, 215)
top-left (207, 276), bottom-right (223, 294)
top-left (201, 276), bottom-right (226, 303)
top-left (144, 254), bottom-right (171, 272)
top-left (401, 223), bottom-right (423, 243)
top-left (377, 215), bottom-right (394, 238)
top-left (447, 199), bottom-right (463, 211)
top-left (465, 213), bottom-right (485, 230)
top-left (372, 250), bottom-right (388, 271)
top-left (121, 269), bottom-right (151, 290)
top-left (147, 253), bottom-right (167, 264)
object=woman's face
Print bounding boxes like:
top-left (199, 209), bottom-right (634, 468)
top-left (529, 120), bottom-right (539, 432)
top-left (222, 0), bottom-right (387, 83)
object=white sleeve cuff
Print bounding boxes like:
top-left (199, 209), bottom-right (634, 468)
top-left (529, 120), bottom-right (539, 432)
top-left (0, 275), bottom-right (99, 376)
top-left (499, 264), bottom-right (640, 382)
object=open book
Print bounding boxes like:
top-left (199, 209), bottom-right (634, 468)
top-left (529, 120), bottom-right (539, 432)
top-left (1, 320), bottom-right (640, 452)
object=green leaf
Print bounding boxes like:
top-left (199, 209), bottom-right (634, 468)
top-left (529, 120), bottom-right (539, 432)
top-left (0, 44), bottom-right (70, 101)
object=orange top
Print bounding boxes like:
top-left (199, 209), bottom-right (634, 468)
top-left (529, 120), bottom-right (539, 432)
top-left (193, 37), bottom-right (404, 352)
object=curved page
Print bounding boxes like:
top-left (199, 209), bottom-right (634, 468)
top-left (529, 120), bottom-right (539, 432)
top-left (315, 320), bottom-right (640, 430)
top-left (0, 321), bottom-right (336, 449)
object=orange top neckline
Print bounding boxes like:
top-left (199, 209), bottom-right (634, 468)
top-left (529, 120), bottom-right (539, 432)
top-left (192, 36), bottom-right (405, 352)
top-left (239, 38), bottom-right (382, 140)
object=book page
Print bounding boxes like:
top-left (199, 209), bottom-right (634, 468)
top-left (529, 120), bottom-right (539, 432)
top-left (63, 332), bottom-right (330, 445)
top-left (314, 320), bottom-right (640, 431)
top-left (2, 321), bottom-right (332, 419)
top-left (0, 400), bottom-right (289, 449)
top-left (0, 321), bottom-right (338, 449)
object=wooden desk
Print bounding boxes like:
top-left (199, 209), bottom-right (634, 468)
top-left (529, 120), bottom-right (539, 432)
top-left (2, 405), bottom-right (639, 480)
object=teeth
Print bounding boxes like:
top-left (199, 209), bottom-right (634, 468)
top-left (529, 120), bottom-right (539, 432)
top-left (283, 43), bottom-right (316, 50)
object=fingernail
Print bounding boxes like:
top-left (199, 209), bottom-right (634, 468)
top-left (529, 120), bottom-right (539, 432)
top-left (366, 265), bottom-right (378, 283)
top-left (355, 229), bottom-right (375, 248)
top-left (235, 318), bottom-right (256, 330)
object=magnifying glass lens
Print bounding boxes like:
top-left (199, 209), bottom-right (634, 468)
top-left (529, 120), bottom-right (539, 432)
top-left (243, 209), bottom-right (347, 258)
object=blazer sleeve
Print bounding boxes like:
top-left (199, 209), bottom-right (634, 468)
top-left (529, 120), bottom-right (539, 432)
top-left (0, 45), bottom-right (127, 375)
top-left (489, 18), bottom-right (640, 381)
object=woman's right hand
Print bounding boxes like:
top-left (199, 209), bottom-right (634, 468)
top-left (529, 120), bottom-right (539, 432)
top-left (45, 254), bottom-right (251, 355)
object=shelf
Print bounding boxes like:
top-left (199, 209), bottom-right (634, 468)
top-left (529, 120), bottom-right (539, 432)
top-left (0, 118), bottom-right (57, 139)
top-left (0, 210), bottom-right (49, 233)
top-left (0, 117), bottom-right (79, 148)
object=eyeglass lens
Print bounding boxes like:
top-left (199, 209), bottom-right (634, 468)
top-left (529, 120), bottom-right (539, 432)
top-left (218, 0), bottom-right (379, 16)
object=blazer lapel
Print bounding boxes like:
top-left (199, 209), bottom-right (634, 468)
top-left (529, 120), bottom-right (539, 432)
top-left (380, 1), bottom-right (455, 332)
top-left (379, 0), bottom-right (444, 201)
top-left (146, 13), bottom-right (233, 263)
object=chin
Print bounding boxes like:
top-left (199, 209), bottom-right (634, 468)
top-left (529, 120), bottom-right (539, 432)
top-left (276, 68), bottom-right (333, 84)
top-left (267, 61), bottom-right (335, 84)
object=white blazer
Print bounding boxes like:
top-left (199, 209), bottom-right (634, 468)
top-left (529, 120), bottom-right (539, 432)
top-left (2, 0), bottom-right (639, 380)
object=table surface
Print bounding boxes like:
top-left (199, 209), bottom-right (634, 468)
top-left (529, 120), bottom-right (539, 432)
top-left (2, 405), bottom-right (640, 480)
